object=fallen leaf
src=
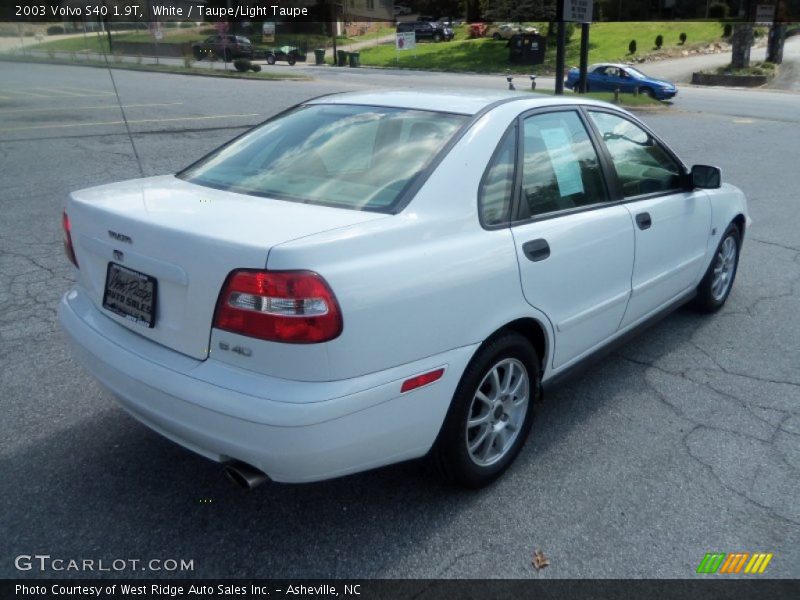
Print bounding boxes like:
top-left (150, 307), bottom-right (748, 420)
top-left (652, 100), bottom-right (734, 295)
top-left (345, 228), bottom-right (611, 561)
top-left (532, 549), bottom-right (550, 571)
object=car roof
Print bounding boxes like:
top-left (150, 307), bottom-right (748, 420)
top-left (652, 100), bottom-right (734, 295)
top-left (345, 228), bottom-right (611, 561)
top-left (305, 90), bottom-right (617, 116)
top-left (591, 63), bottom-right (635, 70)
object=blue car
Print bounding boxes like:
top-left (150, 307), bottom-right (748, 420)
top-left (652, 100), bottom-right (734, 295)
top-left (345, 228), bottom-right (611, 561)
top-left (566, 63), bottom-right (678, 100)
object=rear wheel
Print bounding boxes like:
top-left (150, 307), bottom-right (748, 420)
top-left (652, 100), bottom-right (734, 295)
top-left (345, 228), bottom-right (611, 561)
top-left (266, 54), bottom-right (276, 65)
top-left (430, 332), bottom-right (540, 488)
top-left (287, 57), bottom-right (296, 66)
top-left (693, 223), bottom-right (741, 312)
top-left (492, 33), bottom-right (501, 40)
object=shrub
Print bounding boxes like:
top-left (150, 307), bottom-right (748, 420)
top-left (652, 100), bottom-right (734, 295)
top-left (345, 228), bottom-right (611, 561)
top-left (655, 34), bottom-right (663, 49)
top-left (233, 58), bottom-right (252, 72)
top-left (723, 24), bottom-right (732, 37)
top-left (679, 32), bottom-right (687, 45)
top-left (251, 64), bottom-right (262, 72)
top-left (47, 25), bottom-right (65, 35)
top-left (628, 39), bottom-right (637, 54)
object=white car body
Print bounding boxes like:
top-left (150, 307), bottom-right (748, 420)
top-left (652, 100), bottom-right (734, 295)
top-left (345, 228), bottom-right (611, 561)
top-left (59, 91), bottom-right (749, 483)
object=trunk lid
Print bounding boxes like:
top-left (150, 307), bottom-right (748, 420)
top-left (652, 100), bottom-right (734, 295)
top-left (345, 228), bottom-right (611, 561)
top-left (67, 175), bottom-right (388, 360)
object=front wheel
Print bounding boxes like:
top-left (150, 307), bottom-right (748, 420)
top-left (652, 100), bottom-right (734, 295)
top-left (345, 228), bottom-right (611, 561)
top-left (287, 57), bottom-right (296, 66)
top-left (639, 86), bottom-right (655, 98)
top-left (266, 54), bottom-right (276, 65)
top-left (693, 223), bottom-right (741, 312)
top-left (429, 332), bottom-right (540, 488)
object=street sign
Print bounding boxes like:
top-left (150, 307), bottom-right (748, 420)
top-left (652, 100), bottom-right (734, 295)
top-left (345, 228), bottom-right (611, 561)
top-left (755, 4), bottom-right (775, 24)
top-left (563, 0), bottom-right (593, 23)
top-left (396, 32), bottom-right (416, 50)
top-left (262, 22), bottom-right (276, 43)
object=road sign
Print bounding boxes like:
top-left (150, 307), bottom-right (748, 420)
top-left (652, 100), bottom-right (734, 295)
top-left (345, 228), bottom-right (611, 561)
top-left (262, 22), bottom-right (276, 43)
top-left (396, 32), bottom-right (416, 50)
top-left (563, 0), bottom-right (593, 23)
top-left (755, 4), bottom-right (775, 24)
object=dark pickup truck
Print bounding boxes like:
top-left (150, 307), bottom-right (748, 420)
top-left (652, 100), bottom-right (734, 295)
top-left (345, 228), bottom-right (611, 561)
top-left (192, 35), bottom-right (254, 61)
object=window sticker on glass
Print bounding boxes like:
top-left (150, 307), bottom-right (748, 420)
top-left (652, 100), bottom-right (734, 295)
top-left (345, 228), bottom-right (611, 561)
top-left (539, 126), bottom-right (585, 197)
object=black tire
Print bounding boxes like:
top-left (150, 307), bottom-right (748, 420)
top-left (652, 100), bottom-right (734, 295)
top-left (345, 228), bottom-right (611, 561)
top-left (492, 33), bottom-right (501, 40)
top-left (433, 33), bottom-right (443, 42)
top-left (287, 57), bottom-right (296, 66)
top-left (640, 86), bottom-right (655, 98)
top-left (693, 223), bottom-right (741, 312)
top-left (429, 332), bottom-right (541, 488)
top-left (266, 54), bottom-right (276, 65)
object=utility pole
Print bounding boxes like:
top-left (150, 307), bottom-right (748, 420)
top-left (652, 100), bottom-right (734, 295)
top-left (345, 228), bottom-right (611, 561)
top-left (578, 22), bottom-right (589, 93)
top-left (555, 0), bottom-right (565, 95)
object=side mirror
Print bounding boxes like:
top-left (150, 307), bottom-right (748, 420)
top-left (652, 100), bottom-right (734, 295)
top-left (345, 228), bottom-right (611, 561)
top-left (691, 165), bottom-right (721, 189)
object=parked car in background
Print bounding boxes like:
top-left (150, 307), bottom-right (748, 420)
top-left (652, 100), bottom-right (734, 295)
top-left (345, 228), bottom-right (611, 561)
top-left (264, 46), bottom-right (304, 66)
top-left (469, 22), bottom-right (488, 38)
top-left (60, 90), bottom-right (747, 489)
top-left (397, 21), bottom-right (454, 42)
top-left (486, 23), bottom-right (537, 40)
top-left (566, 63), bottom-right (678, 100)
top-left (191, 35), bottom-right (254, 61)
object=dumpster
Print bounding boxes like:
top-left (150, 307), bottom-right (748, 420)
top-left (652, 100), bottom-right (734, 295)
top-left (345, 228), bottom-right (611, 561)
top-left (507, 34), bottom-right (547, 65)
top-left (348, 52), bottom-right (360, 68)
top-left (314, 48), bottom-right (325, 65)
top-left (336, 50), bottom-right (347, 66)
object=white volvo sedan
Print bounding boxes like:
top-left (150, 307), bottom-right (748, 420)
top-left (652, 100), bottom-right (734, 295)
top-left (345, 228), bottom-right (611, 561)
top-left (59, 91), bottom-right (748, 488)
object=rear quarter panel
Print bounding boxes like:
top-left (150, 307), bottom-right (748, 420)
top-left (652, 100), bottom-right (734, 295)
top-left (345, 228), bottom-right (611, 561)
top-left (262, 103), bottom-right (556, 381)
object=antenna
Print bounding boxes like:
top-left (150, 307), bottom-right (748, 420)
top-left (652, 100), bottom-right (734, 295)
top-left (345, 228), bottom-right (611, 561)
top-left (97, 21), bottom-right (145, 178)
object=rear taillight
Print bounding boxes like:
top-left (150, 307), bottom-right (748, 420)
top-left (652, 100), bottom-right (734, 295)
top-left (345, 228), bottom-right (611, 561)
top-left (62, 210), bottom-right (78, 268)
top-left (214, 270), bottom-right (342, 343)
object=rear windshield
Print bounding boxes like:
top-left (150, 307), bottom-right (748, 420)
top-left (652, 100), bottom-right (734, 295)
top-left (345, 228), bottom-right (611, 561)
top-left (179, 104), bottom-right (467, 212)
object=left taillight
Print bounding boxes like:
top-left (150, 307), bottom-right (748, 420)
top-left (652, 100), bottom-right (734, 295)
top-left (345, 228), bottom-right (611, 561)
top-left (214, 270), bottom-right (343, 344)
top-left (62, 210), bottom-right (78, 268)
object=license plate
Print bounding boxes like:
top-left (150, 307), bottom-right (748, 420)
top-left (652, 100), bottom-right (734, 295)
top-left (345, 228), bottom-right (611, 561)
top-left (102, 263), bottom-right (157, 328)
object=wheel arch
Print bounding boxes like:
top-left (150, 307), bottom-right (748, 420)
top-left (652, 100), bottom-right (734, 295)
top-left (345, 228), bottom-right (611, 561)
top-left (477, 317), bottom-right (550, 377)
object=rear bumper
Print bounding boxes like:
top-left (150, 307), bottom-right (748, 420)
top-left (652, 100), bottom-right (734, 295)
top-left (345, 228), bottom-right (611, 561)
top-left (59, 288), bottom-right (476, 483)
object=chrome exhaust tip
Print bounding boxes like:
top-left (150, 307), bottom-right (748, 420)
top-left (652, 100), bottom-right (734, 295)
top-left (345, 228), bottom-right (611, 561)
top-left (224, 461), bottom-right (269, 489)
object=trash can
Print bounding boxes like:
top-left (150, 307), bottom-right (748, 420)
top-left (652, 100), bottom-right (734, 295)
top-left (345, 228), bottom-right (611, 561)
top-left (336, 50), bottom-right (347, 67)
top-left (314, 48), bottom-right (325, 65)
top-left (348, 52), bottom-right (360, 68)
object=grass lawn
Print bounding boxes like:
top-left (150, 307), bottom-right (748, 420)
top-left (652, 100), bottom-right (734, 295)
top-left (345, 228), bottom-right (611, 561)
top-left (529, 88), bottom-right (666, 107)
top-left (360, 21), bottom-right (727, 74)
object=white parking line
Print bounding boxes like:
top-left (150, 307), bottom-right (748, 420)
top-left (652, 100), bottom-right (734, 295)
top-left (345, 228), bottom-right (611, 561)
top-left (0, 113), bottom-right (260, 132)
top-left (0, 102), bottom-right (184, 114)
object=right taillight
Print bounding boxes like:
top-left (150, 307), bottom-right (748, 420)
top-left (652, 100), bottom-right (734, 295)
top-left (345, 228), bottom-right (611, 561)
top-left (214, 270), bottom-right (342, 344)
top-left (62, 210), bottom-right (78, 268)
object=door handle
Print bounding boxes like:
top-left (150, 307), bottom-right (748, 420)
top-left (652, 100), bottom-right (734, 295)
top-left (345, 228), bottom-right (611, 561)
top-left (635, 212), bottom-right (652, 230)
top-left (522, 239), bottom-right (550, 262)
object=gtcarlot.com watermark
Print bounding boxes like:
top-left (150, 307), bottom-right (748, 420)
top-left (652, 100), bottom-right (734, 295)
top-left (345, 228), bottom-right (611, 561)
top-left (15, 554), bottom-right (194, 573)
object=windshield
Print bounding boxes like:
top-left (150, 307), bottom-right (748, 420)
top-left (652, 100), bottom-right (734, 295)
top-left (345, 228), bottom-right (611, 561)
top-left (179, 104), bottom-right (467, 212)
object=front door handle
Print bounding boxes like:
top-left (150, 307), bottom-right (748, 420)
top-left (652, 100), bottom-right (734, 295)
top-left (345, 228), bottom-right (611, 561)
top-left (522, 239), bottom-right (550, 262)
top-left (635, 212), bottom-right (652, 230)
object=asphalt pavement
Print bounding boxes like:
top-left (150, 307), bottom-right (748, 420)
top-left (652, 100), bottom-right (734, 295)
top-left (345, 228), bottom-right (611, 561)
top-left (0, 61), bottom-right (798, 579)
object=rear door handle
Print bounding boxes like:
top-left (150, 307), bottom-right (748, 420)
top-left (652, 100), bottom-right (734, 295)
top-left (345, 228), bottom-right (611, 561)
top-left (635, 212), bottom-right (652, 230)
top-left (522, 239), bottom-right (550, 262)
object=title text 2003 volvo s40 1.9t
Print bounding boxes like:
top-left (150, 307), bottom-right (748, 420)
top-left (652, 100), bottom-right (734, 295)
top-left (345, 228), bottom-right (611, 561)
top-left (59, 91), bottom-right (748, 488)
